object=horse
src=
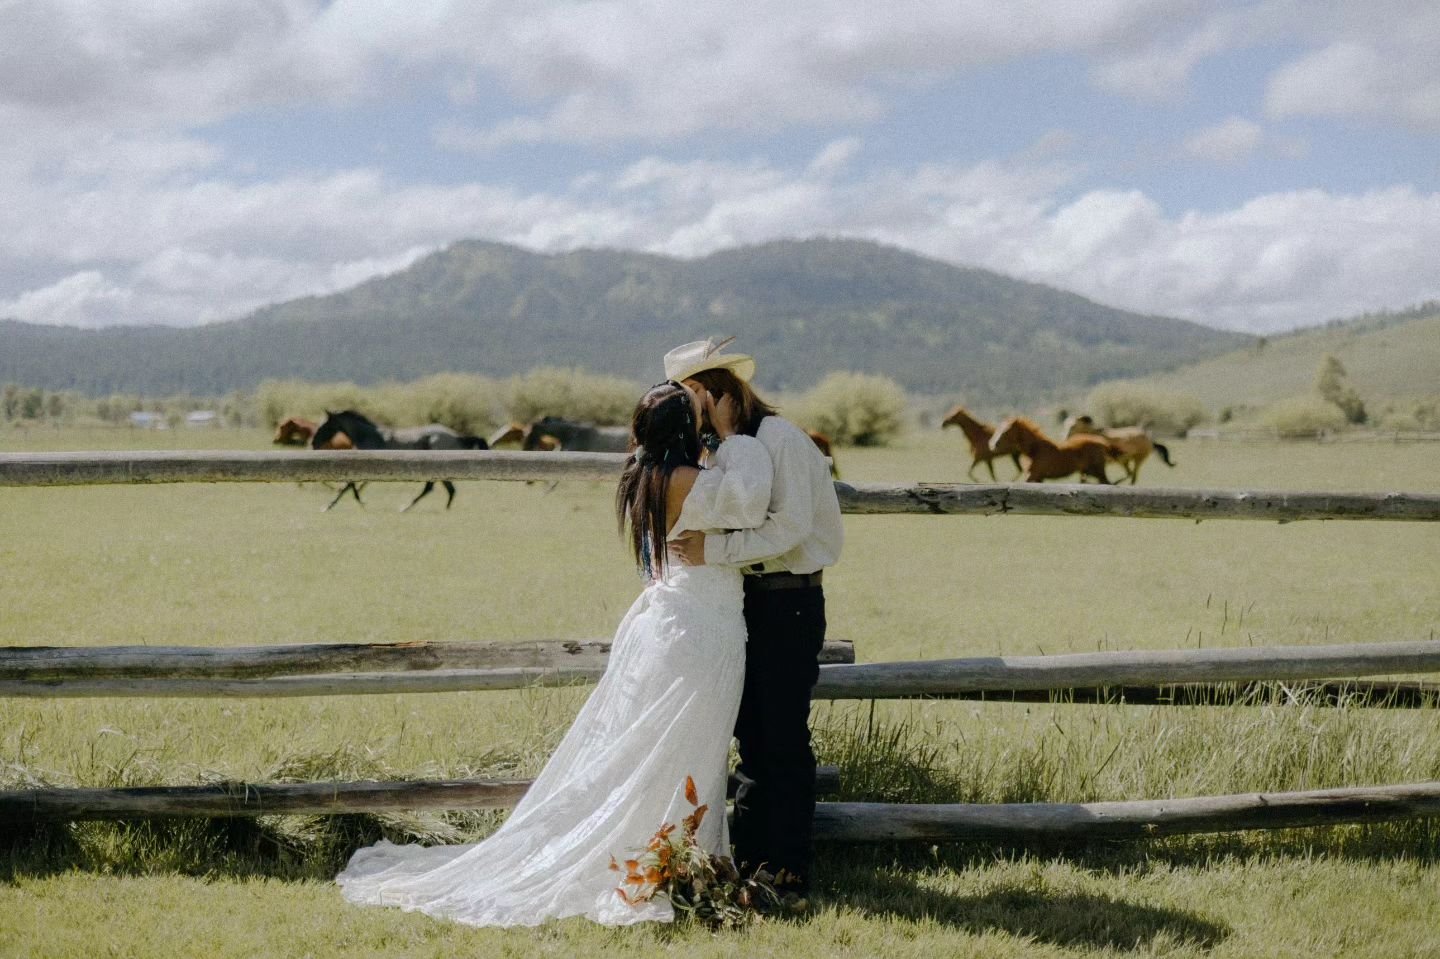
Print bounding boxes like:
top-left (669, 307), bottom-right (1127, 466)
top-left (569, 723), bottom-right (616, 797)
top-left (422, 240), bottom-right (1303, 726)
top-left (489, 422), bottom-right (557, 451)
top-left (272, 416), bottom-right (318, 446)
top-left (1063, 415), bottom-right (1176, 485)
top-left (989, 416), bottom-right (1115, 484)
top-left (941, 405), bottom-right (1023, 481)
top-left (521, 416), bottom-right (631, 453)
top-left (310, 409), bottom-right (488, 512)
top-left (806, 430), bottom-right (840, 479)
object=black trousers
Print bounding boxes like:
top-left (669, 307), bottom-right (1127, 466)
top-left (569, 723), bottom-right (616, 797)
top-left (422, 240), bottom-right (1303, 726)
top-left (731, 582), bottom-right (826, 885)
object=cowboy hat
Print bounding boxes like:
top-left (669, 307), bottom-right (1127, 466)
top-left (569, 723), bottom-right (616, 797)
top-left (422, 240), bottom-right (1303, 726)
top-left (663, 336), bottom-right (755, 383)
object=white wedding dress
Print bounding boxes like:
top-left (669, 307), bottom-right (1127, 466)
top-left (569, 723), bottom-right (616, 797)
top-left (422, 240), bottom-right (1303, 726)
top-left (337, 445), bottom-right (772, 927)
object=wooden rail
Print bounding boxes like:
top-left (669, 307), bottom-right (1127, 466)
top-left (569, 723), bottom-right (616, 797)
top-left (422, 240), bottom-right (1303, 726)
top-left (6, 776), bottom-right (1434, 843)
top-left (0, 768), bottom-right (843, 823)
top-left (813, 782), bottom-right (1440, 842)
top-left (901, 679), bottom-right (1440, 709)
top-left (5, 640), bottom-right (1438, 701)
top-left (0, 640), bottom-right (854, 698)
top-left (2, 450), bottom-right (1438, 521)
top-left (810, 640), bottom-right (1440, 700)
top-left (0, 450), bottom-right (626, 486)
top-left (835, 483), bottom-right (1440, 521)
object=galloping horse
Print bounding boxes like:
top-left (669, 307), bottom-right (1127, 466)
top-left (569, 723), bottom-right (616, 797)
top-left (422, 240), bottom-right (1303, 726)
top-left (990, 416), bottom-right (1114, 484)
top-left (521, 417), bottom-right (631, 453)
top-left (1062, 414), bottom-right (1176, 485)
top-left (273, 416), bottom-right (318, 446)
top-left (489, 422), bottom-right (557, 451)
top-left (941, 405), bottom-right (1023, 481)
top-left (311, 409), bottom-right (488, 512)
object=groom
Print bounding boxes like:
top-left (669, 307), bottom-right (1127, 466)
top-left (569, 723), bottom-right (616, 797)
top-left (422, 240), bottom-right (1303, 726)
top-left (665, 336), bottom-right (843, 896)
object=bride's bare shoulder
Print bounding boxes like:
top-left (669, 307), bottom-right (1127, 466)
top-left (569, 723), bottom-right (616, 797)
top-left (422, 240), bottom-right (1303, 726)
top-left (666, 466), bottom-right (700, 516)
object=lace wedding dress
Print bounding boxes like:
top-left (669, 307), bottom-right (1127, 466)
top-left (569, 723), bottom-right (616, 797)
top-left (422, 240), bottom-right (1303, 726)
top-left (337, 480), bottom-right (757, 927)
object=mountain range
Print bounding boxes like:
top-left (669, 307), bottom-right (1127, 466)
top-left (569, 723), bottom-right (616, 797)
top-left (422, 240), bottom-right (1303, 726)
top-left (0, 238), bottom-right (1250, 404)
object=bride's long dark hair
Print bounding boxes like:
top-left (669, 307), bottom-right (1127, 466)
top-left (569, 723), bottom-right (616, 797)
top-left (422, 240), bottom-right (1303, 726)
top-left (615, 381), bottom-right (703, 578)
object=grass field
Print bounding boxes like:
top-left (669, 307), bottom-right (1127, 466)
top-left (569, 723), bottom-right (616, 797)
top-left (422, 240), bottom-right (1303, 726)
top-left (1117, 309), bottom-right (1440, 416)
top-left (3, 425), bottom-right (1439, 958)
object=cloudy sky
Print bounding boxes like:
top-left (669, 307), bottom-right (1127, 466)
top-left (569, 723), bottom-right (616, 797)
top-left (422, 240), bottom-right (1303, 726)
top-left (2, 1), bottom-right (1437, 334)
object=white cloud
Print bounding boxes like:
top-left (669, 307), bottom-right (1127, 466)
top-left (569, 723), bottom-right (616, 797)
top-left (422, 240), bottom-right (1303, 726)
top-left (4, 148), bottom-right (1435, 333)
top-left (1005, 186), bottom-right (1440, 330)
top-left (1089, 12), bottom-right (1237, 101)
top-left (0, 271), bottom-right (134, 328)
top-left (1, 2), bottom-right (1438, 336)
top-left (1266, 39), bottom-right (1440, 129)
top-left (1182, 117), bottom-right (1265, 165)
top-left (807, 138), bottom-right (863, 178)
top-left (2, 246), bottom-right (436, 328)
top-left (3, 1), bottom-right (1435, 152)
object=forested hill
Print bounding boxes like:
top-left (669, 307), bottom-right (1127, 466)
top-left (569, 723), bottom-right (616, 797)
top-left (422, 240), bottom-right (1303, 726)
top-left (0, 238), bottom-right (1249, 403)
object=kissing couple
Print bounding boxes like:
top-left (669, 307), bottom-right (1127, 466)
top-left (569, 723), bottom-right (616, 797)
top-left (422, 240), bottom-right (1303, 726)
top-left (337, 336), bottom-right (843, 926)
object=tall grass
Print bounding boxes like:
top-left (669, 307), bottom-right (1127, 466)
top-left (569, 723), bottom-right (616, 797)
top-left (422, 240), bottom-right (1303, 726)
top-left (3, 428), bottom-right (1439, 956)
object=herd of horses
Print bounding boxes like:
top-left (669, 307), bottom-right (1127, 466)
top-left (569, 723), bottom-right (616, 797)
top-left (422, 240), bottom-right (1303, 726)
top-left (942, 405), bottom-right (1175, 485)
top-left (273, 403), bottom-right (1166, 512)
top-left (275, 410), bottom-right (839, 511)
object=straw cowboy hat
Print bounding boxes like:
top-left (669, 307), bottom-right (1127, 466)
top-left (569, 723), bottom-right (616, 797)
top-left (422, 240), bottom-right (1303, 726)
top-left (663, 336), bottom-right (755, 384)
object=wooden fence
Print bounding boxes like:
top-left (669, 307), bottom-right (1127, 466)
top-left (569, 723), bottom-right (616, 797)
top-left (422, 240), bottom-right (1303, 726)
top-left (3, 450), bottom-right (1438, 843)
top-left (3, 449), bottom-right (1439, 521)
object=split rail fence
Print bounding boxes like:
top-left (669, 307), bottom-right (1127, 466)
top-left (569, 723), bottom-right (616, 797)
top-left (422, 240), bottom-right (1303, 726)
top-left (2, 449), bottom-right (1439, 844)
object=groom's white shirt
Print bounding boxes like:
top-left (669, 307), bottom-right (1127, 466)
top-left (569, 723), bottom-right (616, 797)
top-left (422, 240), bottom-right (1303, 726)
top-left (701, 416), bottom-right (843, 575)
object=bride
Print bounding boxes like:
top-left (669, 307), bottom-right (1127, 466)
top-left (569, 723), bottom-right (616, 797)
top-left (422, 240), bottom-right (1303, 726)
top-left (337, 380), bottom-right (773, 926)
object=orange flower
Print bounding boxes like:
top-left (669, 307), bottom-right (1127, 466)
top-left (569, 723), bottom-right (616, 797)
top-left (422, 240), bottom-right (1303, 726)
top-left (684, 775), bottom-right (698, 806)
top-left (682, 803), bottom-right (708, 837)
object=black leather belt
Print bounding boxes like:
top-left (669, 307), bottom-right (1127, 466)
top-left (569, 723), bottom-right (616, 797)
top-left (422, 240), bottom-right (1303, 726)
top-left (742, 569), bottom-right (823, 591)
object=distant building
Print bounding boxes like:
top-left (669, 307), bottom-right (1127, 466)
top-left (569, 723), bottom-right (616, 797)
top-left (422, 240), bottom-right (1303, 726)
top-left (185, 410), bottom-right (219, 428)
top-left (128, 411), bottom-right (165, 429)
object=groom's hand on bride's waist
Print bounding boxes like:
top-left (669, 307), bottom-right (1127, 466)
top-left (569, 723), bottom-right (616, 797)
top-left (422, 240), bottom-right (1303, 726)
top-left (669, 530), bottom-right (707, 566)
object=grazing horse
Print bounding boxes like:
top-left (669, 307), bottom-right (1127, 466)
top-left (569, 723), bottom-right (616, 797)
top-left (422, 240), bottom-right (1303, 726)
top-left (272, 416), bottom-right (318, 446)
top-left (806, 430), bottom-right (840, 479)
top-left (311, 409), bottom-right (488, 512)
top-left (1062, 414), bottom-right (1176, 485)
top-left (941, 405), bottom-right (1023, 481)
top-left (521, 416), bottom-right (631, 453)
top-left (990, 416), bottom-right (1114, 484)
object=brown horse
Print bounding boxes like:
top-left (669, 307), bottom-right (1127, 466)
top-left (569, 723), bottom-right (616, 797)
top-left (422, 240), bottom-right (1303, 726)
top-left (941, 405), bottom-right (1023, 481)
top-left (806, 430), bottom-right (840, 479)
top-left (1063, 415), bottom-right (1175, 485)
top-left (273, 416), bottom-right (318, 446)
top-left (489, 422), bottom-right (558, 451)
top-left (990, 416), bottom-right (1114, 483)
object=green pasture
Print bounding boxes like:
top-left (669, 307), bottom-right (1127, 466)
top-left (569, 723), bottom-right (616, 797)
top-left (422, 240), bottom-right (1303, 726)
top-left (3, 426), bottom-right (1439, 958)
top-left (1120, 309), bottom-right (1440, 415)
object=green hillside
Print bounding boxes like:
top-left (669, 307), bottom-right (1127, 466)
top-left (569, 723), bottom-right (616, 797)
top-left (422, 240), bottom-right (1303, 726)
top-left (1117, 305), bottom-right (1440, 413)
top-left (0, 238), bottom-right (1248, 405)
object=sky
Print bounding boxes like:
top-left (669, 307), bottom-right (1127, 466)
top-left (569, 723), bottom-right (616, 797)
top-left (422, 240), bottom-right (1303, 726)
top-left (1, 1), bottom-right (1437, 335)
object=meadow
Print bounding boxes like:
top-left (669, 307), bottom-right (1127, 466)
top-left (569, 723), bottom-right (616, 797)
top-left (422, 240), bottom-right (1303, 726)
top-left (1120, 309), bottom-right (1440, 420)
top-left (3, 424), bottom-right (1439, 958)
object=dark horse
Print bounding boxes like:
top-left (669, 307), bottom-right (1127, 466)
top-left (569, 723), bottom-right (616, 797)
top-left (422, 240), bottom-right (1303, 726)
top-left (311, 409), bottom-right (488, 512)
top-left (521, 416), bottom-right (631, 453)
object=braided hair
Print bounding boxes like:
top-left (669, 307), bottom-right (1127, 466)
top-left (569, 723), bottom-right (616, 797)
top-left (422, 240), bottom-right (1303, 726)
top-left (615, 381), bottom-right (703, 579)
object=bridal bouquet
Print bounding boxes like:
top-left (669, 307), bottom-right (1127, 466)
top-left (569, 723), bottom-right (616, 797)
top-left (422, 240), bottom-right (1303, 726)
top-left (611, 775), bottom-right (785, 928)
